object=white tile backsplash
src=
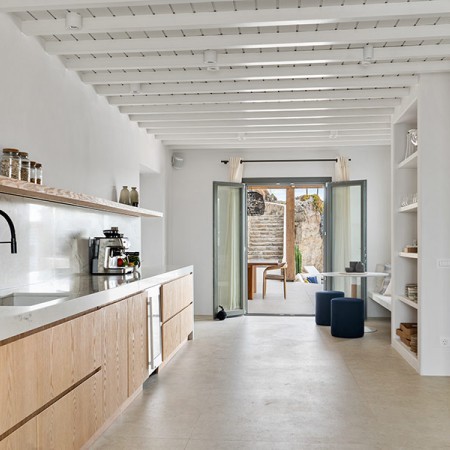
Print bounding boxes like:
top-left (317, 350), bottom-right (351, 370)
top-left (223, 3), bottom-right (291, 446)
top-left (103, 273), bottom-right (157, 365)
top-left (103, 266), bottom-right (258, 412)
top-left (0, 194), bottom-right (140, 292)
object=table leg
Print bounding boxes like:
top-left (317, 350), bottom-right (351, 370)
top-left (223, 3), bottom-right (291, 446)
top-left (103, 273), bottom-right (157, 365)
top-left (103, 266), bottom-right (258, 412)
top-left (248, 265), bottom-right (254, 300)
top-left (253, 265), bottom-right (257, 294)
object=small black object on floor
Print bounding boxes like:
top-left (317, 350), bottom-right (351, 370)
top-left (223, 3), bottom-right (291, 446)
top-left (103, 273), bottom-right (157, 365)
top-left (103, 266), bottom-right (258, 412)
top-left (216, 305), bottom-right (227, 320)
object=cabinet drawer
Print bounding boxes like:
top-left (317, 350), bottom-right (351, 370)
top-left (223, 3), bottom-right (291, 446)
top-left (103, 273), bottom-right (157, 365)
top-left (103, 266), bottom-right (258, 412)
top-left (161, 314), bottom-right (181, 361)
top-left (0, 310), bottom-right (101, 436)
top-left (180, 304), bottom-right (194, 341)
top-left (37, 371), bottom-right (103, 450)
top-left (160, 274), bottom-right (193, 323)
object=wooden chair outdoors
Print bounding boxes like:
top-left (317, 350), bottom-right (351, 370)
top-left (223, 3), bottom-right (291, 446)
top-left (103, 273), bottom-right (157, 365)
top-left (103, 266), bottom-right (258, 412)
top-left (263, 262), bottom-right (287, 299)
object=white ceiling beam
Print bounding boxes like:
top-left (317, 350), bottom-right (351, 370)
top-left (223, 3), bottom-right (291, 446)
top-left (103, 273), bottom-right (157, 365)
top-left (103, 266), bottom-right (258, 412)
top-left (0, 0), bottom-right (242, 12)
top-left (134, 116), bottom-right (391, 127)
top-left (108, 88), bottom-right (407, 107)
top-left (22, 2), bottom-right (450, 36)
top-left (164, 140), bottom-right (391, 149)
top-left (160, 133), bottom-right (391, 141)
top-left (82, 61), bottom-right (450, 85)
top-left (155, 129), bottom-right (391, 142)
top-left (95, 76), bottom-right (417, 97)
top-left (45, 25), bottom-right (450, 55)
top-left (130, 110), bottom-right (393, 123)
top-left (119, 99), bottom-right (399, 114)
top-left (145, 123), bottom-right (391, 134)
top-left (162, 135), bottom-right (391, 146)
top-left (152, 123), bottom-right (391, 135)
top-left (66, 45), bottom-right (450, 72)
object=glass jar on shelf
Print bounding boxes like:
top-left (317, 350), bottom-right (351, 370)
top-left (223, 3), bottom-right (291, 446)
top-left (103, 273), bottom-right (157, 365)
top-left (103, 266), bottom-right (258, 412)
top-left (1, 149), bottom-right (13, 177)
top-left (35, 163), bottom-right (43, 185)
top-left (19, 151), bottom-right (30, 182)
top-left (30, 161), bottom-right (36, 183)
top-left (1, 148), bottom-right (21, 179)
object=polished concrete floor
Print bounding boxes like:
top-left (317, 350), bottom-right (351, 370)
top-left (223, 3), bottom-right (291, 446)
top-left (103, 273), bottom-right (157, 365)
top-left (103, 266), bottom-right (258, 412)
top-left (92, 317), bottom-right (450, 450)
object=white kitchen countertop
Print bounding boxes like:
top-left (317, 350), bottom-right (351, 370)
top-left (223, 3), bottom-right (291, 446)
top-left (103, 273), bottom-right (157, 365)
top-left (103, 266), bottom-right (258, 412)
top-left (0, 265), bottom-right (193, 343)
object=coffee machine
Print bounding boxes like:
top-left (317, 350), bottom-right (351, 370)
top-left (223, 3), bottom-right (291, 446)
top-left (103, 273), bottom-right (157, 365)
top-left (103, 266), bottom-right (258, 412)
top-left (89, 227), bottom-right (134, 275)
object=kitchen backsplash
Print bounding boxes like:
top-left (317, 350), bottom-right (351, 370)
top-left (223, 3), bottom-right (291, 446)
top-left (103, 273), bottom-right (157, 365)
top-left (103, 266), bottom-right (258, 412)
top-left (0, 194), bottom-right (140, 292)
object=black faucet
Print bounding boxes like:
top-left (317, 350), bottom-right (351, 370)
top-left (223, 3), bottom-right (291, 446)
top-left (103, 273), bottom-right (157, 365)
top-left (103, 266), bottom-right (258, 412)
top-left (0, 210), bottom-right (17, 254)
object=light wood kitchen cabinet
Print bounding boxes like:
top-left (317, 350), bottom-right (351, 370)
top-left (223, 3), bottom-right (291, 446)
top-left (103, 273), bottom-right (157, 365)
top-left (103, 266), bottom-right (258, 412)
top-left (160, 274), bottom-right (193, 323)
top-left (127, 292), bottom-right (149, 396)
top-left (0, 269), bottom-right (193, 447)
top-left (101, 300), bottom-right (128, 421)
top-left (39, 311), bottom-right (102, 405)
top-left (0, 418), bottom-right (36, 450)
top-left (0, 311), bottom-right (102, 437)
top-left (161, 274), bottom-right (194, 363)
top-left (36, 371), bottom-right (103, 449)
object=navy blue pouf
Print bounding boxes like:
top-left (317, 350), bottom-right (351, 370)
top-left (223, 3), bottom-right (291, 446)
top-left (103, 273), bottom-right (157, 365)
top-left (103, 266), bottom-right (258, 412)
top-left (331, 297), bottom-right (364, 338)
top-left (315, 290), bottom-right (345, 326)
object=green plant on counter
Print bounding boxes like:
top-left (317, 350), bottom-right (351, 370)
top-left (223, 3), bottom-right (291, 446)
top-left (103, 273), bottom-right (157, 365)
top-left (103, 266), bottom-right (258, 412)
top-left (295, 245), bottom-right (302, 274)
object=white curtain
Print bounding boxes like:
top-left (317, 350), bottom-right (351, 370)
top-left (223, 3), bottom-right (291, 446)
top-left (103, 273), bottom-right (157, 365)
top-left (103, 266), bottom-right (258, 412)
top-left (228, 156), bottom-right (243, 182)
top-left (335, 156), bottom-right (350, 181)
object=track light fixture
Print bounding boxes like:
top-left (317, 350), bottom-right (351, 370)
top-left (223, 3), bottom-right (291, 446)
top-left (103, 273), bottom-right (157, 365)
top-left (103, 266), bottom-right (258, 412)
top-left (204, 49), bottom-right (219, 71)
top-left (65, 11), bottom-right (82, 31)
top-left (362, 44), bottom-right (374, 66)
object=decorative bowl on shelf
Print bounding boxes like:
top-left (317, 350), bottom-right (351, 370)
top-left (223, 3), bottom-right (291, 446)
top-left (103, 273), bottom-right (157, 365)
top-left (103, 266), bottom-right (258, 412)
top-left (345, 267), bottom-right (353, 272)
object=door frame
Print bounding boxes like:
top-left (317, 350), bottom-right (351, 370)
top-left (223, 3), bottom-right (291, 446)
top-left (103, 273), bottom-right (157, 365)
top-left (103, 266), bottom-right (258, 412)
top-left (324, 180), bottom-right (368, 311)
top-left (243, 177), bottom-right (331, 291)
top-left (212, 181), bottom-right (248, 317)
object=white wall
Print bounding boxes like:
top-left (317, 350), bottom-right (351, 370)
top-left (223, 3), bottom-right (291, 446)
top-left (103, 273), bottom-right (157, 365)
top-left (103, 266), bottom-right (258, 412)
top-left (0, 13), bottom-right (166, 290)
top-left (0, 13), bottom-right (162, 200)
top-left (167, 147), bottom-right (391, 317)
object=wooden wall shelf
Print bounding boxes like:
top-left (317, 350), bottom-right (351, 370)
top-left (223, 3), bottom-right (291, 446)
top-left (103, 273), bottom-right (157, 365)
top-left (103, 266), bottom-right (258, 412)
top-left (0, 176), bottom-right (163, 218)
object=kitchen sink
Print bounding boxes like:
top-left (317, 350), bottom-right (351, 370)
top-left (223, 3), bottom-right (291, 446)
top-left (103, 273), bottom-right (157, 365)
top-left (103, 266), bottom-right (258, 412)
top-left (0, 292), bottom-right (70, 308)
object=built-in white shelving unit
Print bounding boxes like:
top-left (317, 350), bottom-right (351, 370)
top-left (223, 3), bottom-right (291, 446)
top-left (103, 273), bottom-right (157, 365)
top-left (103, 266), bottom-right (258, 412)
top-left (392, 94), bottom-right (419, 372)
top-left (392, 74), bottom-right (450, 376)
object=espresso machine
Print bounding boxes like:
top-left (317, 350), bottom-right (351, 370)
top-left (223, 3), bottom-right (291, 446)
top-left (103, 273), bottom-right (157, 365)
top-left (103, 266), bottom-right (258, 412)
top-left (89, 227), bottom-right (134, 275)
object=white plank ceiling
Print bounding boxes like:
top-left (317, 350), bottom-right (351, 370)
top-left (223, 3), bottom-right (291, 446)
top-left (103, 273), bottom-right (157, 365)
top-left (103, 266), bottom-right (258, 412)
top-left (4, 0), bottom-right (450, 150)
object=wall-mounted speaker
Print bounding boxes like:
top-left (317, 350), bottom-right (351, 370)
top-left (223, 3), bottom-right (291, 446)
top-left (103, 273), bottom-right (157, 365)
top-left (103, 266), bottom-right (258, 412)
top-left (171, 154), bottom-right (184, 169)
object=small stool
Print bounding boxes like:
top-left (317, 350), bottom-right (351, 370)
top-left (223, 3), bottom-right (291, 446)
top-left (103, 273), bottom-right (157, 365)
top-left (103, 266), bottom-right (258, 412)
top-left (331, 297), bottom-right (364, 338)
top-left (315, 290), bottom-right (345, 326)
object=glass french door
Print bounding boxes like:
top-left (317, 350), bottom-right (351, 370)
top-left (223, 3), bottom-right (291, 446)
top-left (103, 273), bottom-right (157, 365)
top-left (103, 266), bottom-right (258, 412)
top-left (324, 180), bottom-right (367, 305)
top-left (213, 182), bottom-right (247, 317)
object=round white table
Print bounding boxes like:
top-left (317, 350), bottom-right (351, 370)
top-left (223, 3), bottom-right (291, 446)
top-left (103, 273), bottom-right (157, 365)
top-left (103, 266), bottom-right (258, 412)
top-left (321, 271), bottom-right (388, 333)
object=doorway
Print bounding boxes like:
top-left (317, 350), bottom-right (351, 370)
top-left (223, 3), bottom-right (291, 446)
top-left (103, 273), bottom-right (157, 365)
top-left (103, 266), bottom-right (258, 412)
top-left (244, 177), bottom-right (330, 316)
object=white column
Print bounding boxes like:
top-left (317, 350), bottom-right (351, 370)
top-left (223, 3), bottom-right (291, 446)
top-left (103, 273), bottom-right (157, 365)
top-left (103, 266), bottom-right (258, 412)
top-left (418, 73), bottom-right (450, 375)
